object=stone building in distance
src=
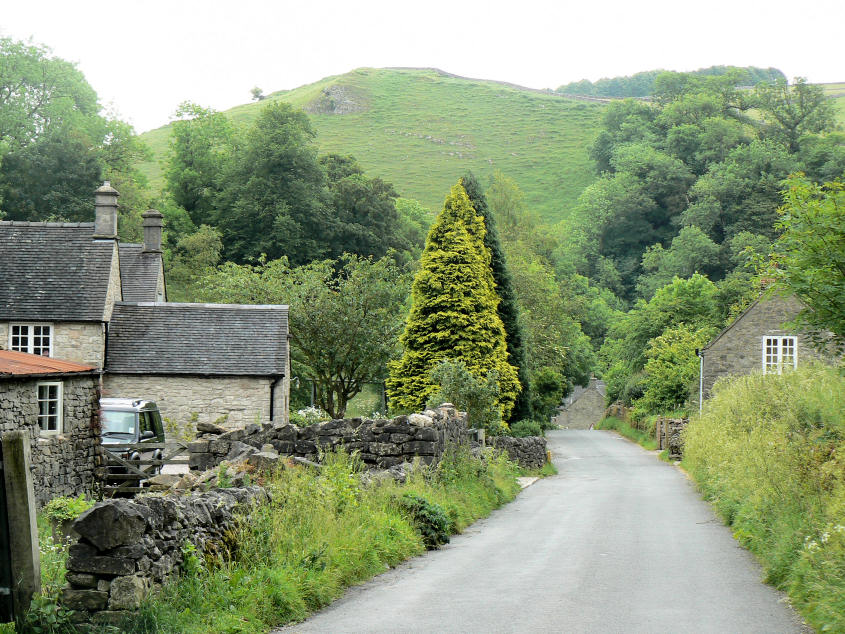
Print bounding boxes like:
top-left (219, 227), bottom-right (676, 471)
top-left (552, 377), bottom-right (606, 430)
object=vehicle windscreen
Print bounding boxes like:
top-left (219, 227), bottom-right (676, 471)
top-left (101, 410), bottom-right (136, 435)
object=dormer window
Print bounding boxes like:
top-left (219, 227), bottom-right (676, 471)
top-left (762, 336), bottom-right (797, 374)
top-left (10, 323), bottom-right (52, 356)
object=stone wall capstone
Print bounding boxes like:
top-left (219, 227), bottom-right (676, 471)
top-left (61, 487), bottom-right (266, 625)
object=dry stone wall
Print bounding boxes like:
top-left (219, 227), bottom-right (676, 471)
top-left (489, 436), bottom-right (547, 470)
top-left (188, 404), bottom-right (469, 471)
top-left (61, 488), bottom-right (266, 626)
top-left (656, 417), bottom-right (689, 459)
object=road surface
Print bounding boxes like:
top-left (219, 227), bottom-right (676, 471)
top-left (278, 430), bottom-right (806, 633)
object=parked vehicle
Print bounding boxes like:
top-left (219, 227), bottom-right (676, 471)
top-left (99, 398), bottom-right (165, 474)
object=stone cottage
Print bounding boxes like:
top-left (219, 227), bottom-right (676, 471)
top-left (552, 377), bottom-right (606, 429)
top-left (103, 302), bottom-right (290, 433)
top-left (699, 293), bottom-right (829, 399)
top-left (0, 350), bottom-right (100, 506)
top-left (1, 182), bottom-right (291, 437)
top-left (0, 183), bottom-right (164, 368)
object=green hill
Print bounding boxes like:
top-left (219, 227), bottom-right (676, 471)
top-left (819, 82), bottom-right (845, 127)
top-left (137, 68), bottom-right (604, 223)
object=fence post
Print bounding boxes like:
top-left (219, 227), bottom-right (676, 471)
top-left (1, 430), bottom-right (41, 620)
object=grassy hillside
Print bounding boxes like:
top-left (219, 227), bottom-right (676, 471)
top-left (820, 82), bottom-right (845, 127)
top-left (137, 68), bottom-right (604, 223)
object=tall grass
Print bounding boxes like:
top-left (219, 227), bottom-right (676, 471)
top-left (124, 446), bottom-right (520, 633)
top-left (682, 364), bottom-right (845, 632)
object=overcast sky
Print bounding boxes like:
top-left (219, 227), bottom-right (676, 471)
top-left (3, 0), bottom-right (843, 133)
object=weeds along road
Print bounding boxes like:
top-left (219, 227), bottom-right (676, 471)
top-left (278, 430), bottom-right (807, 634)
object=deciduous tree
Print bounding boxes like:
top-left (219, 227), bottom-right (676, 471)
top-left (199, 254), bottom-right (409, 418)
top-left (770, 175), bottom-right (845, 346)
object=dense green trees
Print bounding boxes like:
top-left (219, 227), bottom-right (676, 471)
top-left (387, 182), bottom-right (520, 423)
top-left (164, 102), bottom-right (421, 267)
top-left (769, 175), bottom-right (845, 346)
top-left (0, 36), bottom-right (149, 233)
top-left (558, 66), bottom-right (784, 99)
top-left (570, 72), bottom-right (841, 304)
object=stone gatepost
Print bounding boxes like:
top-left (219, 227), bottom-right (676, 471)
top-left (1, 430), bottom-right (41, 619)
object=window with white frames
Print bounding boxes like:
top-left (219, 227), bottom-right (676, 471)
top-left (37, 382), bottom-right (63, 435)
top-left (762, 336), bottom-right (797, 374)
top-left (10, 323), bottom-right (52, 356)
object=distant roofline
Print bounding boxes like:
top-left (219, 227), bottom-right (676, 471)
top-left (0, 220), bottom-right (94, 228)
top-left (115, 301), bottom-right (289, 310)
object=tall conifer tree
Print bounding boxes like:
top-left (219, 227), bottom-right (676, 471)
top-left (387, 182), bottom-right (521, 419)
top-left (461, 172), bottom-right (532, 422)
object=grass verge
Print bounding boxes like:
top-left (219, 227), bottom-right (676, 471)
top-left (682, 364), bottom-right (845, 632)
top-left (108, 446), bottom-right (520, 633)
top-left (595, 416), bottom-right (658, 450)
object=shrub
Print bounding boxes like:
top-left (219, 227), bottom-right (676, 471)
top-left (427, 358), bottom-right (505, 435)
top-left (509, 419), bottom-right (543, 438)
top-left (41, 495), bottom-right (93, 525)
top-left (398, 493), bottom-right (451, 549)
top-left (682, 364), bottom-right (845, 632)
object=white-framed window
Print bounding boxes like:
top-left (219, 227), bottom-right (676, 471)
top-left (10, 323), bottom-right (53, 356)
top-left (37, 381), bottom-right (63, 435)
top-left (762, 336), bottom-right (798, 374)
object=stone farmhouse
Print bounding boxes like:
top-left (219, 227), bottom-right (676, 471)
top-left (699, 293), bottom-right (829, 400)
top-left (0, 350), bottom-right (99, 506)
top-left (0, 183), bottom-right (290, 444)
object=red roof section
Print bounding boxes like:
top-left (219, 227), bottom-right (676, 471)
top-left (0, 350), bottom-right (96, 377)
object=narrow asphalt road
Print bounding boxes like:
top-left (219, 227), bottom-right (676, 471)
top-left (278, 430), bottom-right (806, 633)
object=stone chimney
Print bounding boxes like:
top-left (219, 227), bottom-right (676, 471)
top-left (93, 182), bottom-right (119, 239)
top-left (141, 209), bottom-right (164, 253)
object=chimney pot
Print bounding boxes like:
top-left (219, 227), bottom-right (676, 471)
top-left (141, 209), bottom-right (164, 253)
top-left (93, 182), bottom-right (119, 239)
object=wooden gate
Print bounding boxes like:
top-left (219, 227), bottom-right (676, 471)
top-left (101, 441), bottom-right (189, 496)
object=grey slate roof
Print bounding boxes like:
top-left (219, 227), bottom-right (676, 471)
top-left (0, 222), bottom-right (115, 321)
top-left (106, 302), bottom-right (289, 376)
top-left (118, 244), bottom-right (164, 302)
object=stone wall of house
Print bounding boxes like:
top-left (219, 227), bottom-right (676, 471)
top-left (0, 374), bottom-right (101, 506)
top-left (489, 436), bottom-right (547, 470)
top-left (553, 388), bottom-right (606, 430)
top-left (188, 405), bottom-right (470, 471)
top-left (103, 374), bottom-right (288, 436)
top-left (701, 295), bottom-right (824, 398)
top-left (61, 488), bottom-right (266, 626)
top-left (0, 321), bottom-right (104, 368)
